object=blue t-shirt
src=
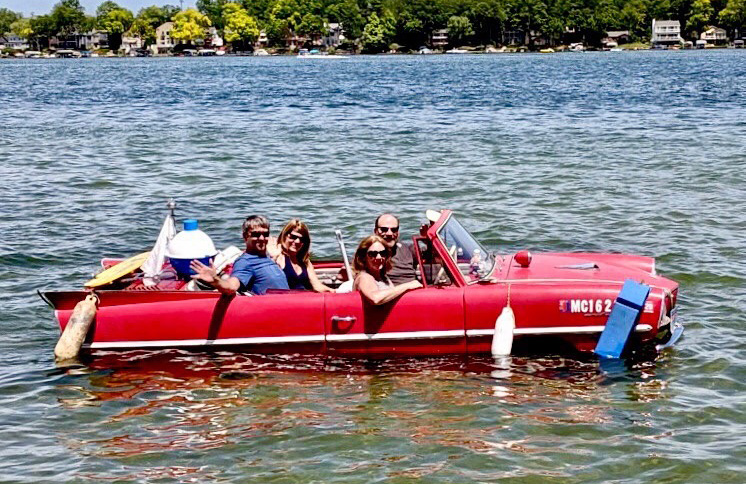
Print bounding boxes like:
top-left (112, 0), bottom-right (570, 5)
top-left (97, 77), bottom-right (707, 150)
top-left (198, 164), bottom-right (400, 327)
top-left (231, 253), bottom-right (289, 295)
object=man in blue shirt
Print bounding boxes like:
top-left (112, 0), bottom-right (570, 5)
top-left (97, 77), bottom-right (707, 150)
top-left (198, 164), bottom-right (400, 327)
top-left (191, 215), bottom-right (289, 295)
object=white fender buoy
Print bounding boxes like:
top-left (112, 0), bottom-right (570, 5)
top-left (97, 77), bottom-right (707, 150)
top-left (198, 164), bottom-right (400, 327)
top-left (491, 306), bottom-right (515, 356)
top-left (54, 294), bottom-right (98, 361)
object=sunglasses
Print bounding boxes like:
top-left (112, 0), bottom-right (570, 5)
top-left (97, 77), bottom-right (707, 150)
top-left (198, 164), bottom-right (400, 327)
top-left (377, 226), bottom-right (399, 234)
top-left (287, 233), bottom-right (305, 242)
top-left (366, 250), bottom-right (389, 258)
top-left (250, 230), bottom-right (270, 239)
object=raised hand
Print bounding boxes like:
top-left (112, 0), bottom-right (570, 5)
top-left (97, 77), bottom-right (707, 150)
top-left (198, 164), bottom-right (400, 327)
top-left (190, 258), bottom-right (217, 284)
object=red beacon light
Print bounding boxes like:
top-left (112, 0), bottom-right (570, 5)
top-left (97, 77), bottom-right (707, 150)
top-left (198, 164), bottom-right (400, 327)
top-left (515, 250), bottom-right (532, 267)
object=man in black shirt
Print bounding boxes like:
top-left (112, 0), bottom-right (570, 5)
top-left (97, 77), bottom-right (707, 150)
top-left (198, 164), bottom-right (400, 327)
top-left (374, 213), bottom-right (417, 285)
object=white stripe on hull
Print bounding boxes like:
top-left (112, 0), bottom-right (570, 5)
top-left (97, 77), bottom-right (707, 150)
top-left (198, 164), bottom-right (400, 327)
top-left (86, 324), bottom-right (653, 349)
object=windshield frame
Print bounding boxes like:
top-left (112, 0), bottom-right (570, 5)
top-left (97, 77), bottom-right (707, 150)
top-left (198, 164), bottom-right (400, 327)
top-left (434, 214), bottom-right (496, 283)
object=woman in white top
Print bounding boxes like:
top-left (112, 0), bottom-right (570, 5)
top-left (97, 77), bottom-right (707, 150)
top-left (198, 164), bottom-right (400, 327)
top-left (352, 235), bottom-right (421, 305)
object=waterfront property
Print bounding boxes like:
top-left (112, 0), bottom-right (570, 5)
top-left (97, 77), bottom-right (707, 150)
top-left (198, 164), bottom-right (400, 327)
top-left (701, 27), bottom-right (727, 45)
top-left (156, 22), bottom-right (175, 54)
top-left (651, 19), bottom-right (682, 47)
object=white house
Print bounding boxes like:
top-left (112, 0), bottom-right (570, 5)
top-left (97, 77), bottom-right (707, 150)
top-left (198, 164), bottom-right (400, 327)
top-left (156, 22), bottom-right (175, 53)
top-left (205, 27), bottom-right (223, 48)
top-left (651, 19), bottom-right (682, 47)
top-left (322, 22), bottom-right (344, 47)
top-left (432, 29), bottom-right (448, 48)
top-left (121, 35), bottom-right (143, 54)
top-left (701, 26), bottom-right (727, 45)
top-left (1, 33), bottom-right (29, 50)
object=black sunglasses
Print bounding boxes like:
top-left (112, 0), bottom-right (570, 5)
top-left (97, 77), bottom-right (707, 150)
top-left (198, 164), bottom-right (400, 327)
top-left (377, 226), bottom-right (399, 234)
top-left (287, 233), bottom-right (304, 242)
top-left (250, 230), bottom-right (270, 239)
top-left (366, 250), bottom-right (389, 258)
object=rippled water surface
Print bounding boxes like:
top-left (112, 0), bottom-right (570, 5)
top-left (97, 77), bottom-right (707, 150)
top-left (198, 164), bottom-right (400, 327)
top-left (1, 52), bottom-right (745, 482)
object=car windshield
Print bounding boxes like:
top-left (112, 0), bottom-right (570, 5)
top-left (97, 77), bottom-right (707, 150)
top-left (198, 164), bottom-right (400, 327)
top-left (436, 216), bottom-right (494, 280)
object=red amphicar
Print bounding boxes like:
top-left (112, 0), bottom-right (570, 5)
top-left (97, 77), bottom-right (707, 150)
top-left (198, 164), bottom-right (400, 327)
top-left (40, 209), bottom-right (683, 358)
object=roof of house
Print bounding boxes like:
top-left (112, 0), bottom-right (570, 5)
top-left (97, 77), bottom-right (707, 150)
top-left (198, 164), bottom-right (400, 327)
top-left (606, 31), bottom-right (630, 37)
top-left (654, 20), bottom-right (681, 27)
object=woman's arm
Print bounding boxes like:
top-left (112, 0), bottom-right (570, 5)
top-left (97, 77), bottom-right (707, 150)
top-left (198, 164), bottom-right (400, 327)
top-left (307, 262), bottom-right (334, 293)
top-left (355, 272), bottom-right (422, 305)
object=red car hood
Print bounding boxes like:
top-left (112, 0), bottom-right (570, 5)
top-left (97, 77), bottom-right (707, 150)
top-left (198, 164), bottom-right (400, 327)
top-left (501, 252), bottom-right (677, 293)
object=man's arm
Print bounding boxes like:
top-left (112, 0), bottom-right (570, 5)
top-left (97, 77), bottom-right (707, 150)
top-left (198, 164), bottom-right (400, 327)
top-left (190, 259), bottom-right (241, 296)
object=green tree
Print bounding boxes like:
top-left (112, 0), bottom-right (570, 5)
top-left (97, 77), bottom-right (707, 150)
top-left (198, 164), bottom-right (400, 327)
top-left (50, 0), bottom-right (86, 36)
top-left (267, 0), bottom-right (305, 46)
top-left (10, 17), bottom-right (33, 43)
top-left (223, 2), bottom-right (260, 47)
top-left (29, 15), bottom-right (56, 49)
top-left (361, 11), bottom-right (395, 52)
top-left (0, 8), bottom-right (21, 42)
top-left (198, 0), bottom-right (229, 30)
top-left (619, 0), bottom-right (648, 39)
top-left (687, 0), bottom-right (714, 37)
top-left (447, 15), bottom-right (474, 44)
top-left (129, 5), bottom-right (178, 46)
top-left (505, 0), bottom-right (549, 48)
top-left (171, 8), bottom-right (212, 45)
top-left (96, 1), bottom-right (121, 21)
top-left (326, 0), bottom-right (365, 40)
top-left (719, 0), bottom-right (746, 30)
top-left (469, 0), bottom-right (507, 45)
top-left (100, 8), bottom-right (134, 50)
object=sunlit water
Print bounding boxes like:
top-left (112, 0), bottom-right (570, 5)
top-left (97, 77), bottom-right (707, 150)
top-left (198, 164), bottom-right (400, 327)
top-left (0, 51), bottom-right (744, 482)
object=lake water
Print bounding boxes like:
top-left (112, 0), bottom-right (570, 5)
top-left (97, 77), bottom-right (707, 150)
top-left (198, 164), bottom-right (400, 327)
top-left (1, 51), bottom-right (744, 482)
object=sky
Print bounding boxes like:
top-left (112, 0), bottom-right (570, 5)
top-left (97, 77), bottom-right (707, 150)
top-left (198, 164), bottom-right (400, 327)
top-left (3, 0), bottom-right (195, 17)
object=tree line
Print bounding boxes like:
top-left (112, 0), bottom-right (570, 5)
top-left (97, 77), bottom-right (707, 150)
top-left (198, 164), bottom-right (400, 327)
top-left (1, 0), bottom-right (745, 53)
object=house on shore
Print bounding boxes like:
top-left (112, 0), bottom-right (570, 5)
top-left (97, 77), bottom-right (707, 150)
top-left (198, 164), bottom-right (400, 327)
top-left (322, 23), bottom-right (344, 48)
top-left (50, 30), bottom-right (108, 51)
top-left (701, 27), bottom-right (727, 45)
top-left (432, 29), bottom-right (448, 48)
top-left (0, 33), bottom-right (29, 50)
top-left (156, 22), bottom-right (175, 53)
top-left (652, 19), bottom-right (682, 47)
top-left (603, 30), bottom-right (630, 48)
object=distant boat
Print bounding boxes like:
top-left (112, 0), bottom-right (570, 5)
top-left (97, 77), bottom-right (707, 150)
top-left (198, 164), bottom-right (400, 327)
top-left (445, 48), bottom-right (468, 54)
top-left (539, 48), bottom-right (555, 53)
top-left (297, 48), bottom-right (345, 59)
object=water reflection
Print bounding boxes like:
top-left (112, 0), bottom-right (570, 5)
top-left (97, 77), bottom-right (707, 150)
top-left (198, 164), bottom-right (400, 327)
top-left (51, 349), bottom-right (671, 467)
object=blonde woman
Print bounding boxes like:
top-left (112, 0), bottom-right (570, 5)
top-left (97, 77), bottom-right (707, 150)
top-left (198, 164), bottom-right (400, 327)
top-left (272, 219), bottom-right (333, 292)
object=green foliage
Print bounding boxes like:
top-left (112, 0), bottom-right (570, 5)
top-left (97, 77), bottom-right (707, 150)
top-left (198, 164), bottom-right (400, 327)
top-left (96, 1), bottom-right (121, 21)
top-left (51, 0), bottom-right (86, 36)
top-left (171, 8), bottom-right (212, 44)
top-left (223, 2), bottom-right (260, 44)
top-left (100, 8), bottom-right (134, 34)
top-left (10, 18), bottom-right (33, 39)
top-left (18, 0), bottom-right (746, 52)
top-left (687, 0), bottom-right (714, 34)
top-left (0, 8), bottom-right (21, 39)
top-left (130, 5), bottom-right (172, 46)
top-left (719, 0), bottom-right (746, 28)
top-left (197, 0), bottom-right (229, 30)
top-left (362, 12), bottom-right (395, 52)
top-left (447, 15), bottom-right (474, 43)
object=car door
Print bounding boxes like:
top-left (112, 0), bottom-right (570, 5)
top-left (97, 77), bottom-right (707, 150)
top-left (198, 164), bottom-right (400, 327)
top-left (323, 238), bottom-right (466, 357)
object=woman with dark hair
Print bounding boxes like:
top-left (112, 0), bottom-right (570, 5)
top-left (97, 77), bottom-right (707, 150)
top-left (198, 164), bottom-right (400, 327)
top-left (352, 235), bottom-right (422, 305)
top-left (272, 219), bottom-right (333, 292)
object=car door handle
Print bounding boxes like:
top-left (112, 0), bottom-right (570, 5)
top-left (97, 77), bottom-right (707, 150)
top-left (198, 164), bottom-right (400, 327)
top-left (331, 316), bottom-right (357, 324)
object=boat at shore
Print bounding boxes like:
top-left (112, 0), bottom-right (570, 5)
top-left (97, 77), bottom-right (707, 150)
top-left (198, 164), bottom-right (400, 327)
top-left (40, 209), bottom-right (682, 358)
top-left (297, 48), bottom-right (346, 59)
